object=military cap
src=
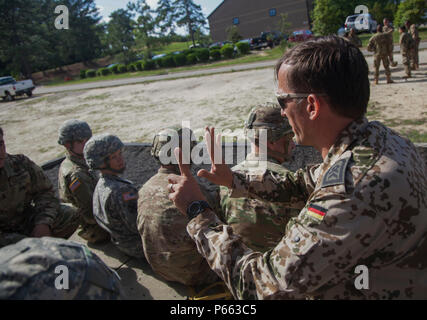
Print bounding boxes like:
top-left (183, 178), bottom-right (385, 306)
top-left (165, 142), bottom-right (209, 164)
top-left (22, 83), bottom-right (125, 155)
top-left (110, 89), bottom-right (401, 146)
top-left (151, 126), bottom-right (197, 162)
top-left (244, 103), bottom-right (293, 142)
top-left (0, 237), bottom-right (125, 299)
top-left (84, 133), bottom-right (124, 170)
top-left (58, 119), bottom-right (92, 145)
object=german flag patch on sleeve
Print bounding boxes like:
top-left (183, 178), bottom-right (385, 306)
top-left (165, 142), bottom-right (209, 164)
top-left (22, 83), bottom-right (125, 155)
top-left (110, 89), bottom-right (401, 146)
top-left (69, 178), bottom-right (81, 193)
top-left (306, 204), bottom-right (328, 221)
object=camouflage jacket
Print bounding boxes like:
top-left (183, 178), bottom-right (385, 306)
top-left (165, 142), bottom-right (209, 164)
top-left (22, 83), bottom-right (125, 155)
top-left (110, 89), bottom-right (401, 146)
top-left (0, 154), bottom-right (59, 232)
top-left (93, 173), bottom-right (144, 258)
top-left (367, 32), bottom-right (390, 56)
top-left (219, 154), bottom-right (299, 252)
top-left (347, 34), bottom-right (362, 48)
top-left (137, 166), bottom-right (219, 286)
top-left (186, 117), bottom-right (427, 299)
top-left (58, 153), bottom-right (98, 224)
top-left (382, 25), bottom-right (394, 53)
top-left (400, 32), bottom-right (413, 54)
top-left (409, 24), bottom-right (420, 43)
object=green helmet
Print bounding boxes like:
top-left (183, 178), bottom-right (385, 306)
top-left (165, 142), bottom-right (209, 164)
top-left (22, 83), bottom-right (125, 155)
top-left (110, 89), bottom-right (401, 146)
top-left (0, 237), bottom-right (125, 300)
top-left (151, 126), bottom-right (196, 163)
top-left (58, 119), bottom-right (92, 145)
top-left (83, 133), bottom-right (124, 170)
top-left (244, 103), bottom-right (293, 142)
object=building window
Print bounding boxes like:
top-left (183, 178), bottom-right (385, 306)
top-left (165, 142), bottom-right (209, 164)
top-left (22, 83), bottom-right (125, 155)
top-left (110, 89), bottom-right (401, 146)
top-left (233, 17), bottom-right (239, 25)
top-left (269, 8), bottom-right (277, 17)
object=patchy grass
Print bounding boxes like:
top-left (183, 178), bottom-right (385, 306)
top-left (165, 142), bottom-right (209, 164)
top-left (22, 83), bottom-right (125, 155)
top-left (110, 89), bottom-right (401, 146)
top-left (366, 101), bottom-right (382, 118)
top-left (400, 130), bottom-right (427, 143)
top-left (83, 93), bottom-right (111, 101)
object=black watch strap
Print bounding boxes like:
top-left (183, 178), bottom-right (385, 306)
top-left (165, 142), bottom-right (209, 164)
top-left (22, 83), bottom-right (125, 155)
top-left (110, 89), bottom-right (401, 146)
top-left (186, 200), bottom-right (211, 220)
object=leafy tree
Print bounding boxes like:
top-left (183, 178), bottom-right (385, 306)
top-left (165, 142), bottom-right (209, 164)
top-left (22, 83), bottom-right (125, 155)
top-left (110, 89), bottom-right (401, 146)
top-left (155, 0), bottom-right (175, 35)
top-left (171, 0), bottom-right (207, 47)
top-left (107, 8), bottom-right (135, 64)
top-left (312, 0), bottom-right (357, 35)
top-left (226, 25), bottom-right (243, 43)
top-left (394, 0), bottom-right (427, 26)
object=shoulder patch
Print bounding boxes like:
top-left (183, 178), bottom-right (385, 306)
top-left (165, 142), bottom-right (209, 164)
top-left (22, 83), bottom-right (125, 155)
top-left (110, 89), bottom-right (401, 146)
top-left (69, 178), bottom-right (81, 192)
top-left (122, 191), bottom-right (137, 202)
top-left (321, 157), bottom-right (350, 188)
top-left (306, 204), bottom-right (328, 222)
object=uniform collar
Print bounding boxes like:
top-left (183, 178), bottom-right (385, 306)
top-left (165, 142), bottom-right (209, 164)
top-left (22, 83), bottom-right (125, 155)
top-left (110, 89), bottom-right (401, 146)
top-left (102, 173), bottom-right (133, 185)
top-left (1, 155), bottom-right (15, 178)
top-left (66, 153), bottom-right (88, 168)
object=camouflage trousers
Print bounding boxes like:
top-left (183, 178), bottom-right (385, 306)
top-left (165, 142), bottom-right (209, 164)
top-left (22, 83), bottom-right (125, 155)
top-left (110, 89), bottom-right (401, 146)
top-left (402, 53), bottom-right (411, 77)
top-left (0, 203), bottom-right (80, 248)
top-left (411, 41), bottom-right (420, 69)
top-left (374, 54), bottom-right (391, 80)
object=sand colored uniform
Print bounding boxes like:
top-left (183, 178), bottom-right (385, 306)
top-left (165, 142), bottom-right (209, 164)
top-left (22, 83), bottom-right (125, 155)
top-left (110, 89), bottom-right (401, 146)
top-left (185, 117), bottom-right (427, 299)
top-left (400, 31), bottom-right (413, 77)
top-left (367, 32), bottom-right (392, 82)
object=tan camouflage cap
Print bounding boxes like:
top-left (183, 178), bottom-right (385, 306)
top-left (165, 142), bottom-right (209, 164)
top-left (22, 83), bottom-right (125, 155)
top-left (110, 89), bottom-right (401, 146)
top-left (58, 119), bottom-right (92, 145)
top-left (151, 126), bottom-right (196, 161)
top-left (84, 133), bottom-right (124, 170)
top-left (244, 103), bottom-right (293, 142)
top-left (0, 237), bottom-right (125, 299)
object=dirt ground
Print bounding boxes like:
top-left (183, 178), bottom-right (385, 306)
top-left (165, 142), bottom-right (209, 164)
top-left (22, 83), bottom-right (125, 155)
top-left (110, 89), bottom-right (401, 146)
top-left (1, 50), bottom-right (426, 165)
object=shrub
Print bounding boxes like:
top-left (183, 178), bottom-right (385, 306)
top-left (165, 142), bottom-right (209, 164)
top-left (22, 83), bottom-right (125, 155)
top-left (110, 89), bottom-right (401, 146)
top-left (97, 68), bottom-right (111, 76)
top-left (118, 64), bottom-right (128, 73)
top-left (128, 64), bottom-right (137, 72)
top-left (196, 48), bottom-right (210, 62)
top-left (86, 69), bottom-right (96, 78)
top-left (220, 44), bottom-right (235, 59)
top-left (143, 59), bottom-right (156, 70)
top-left (236, 42), bottom-right (250, 55)
top-left (210, 49), bottom-right (221, 61)
top-left (159, 55), bottom-right (175, 68)
top-left (209, 45), bottom-right (220, 50)
top-left (186, 53), bottom-right (197, 65)
top-left (80, 70), bottom-right (87, 79)
top-left (111, 65), bottom-right (119, 74)
top-left (135, 61), bottom-right (143, 71)
top-left (173, 53), bottom-right (187, 67)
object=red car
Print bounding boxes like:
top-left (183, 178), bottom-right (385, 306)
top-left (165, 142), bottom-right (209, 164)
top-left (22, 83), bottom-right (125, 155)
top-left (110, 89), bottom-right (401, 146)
top-left (288, 30), bottom-right (313, 42)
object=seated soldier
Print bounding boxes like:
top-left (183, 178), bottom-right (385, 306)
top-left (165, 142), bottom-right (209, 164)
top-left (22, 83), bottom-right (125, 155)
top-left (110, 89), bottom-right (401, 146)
top-left (83, 134), bottom-right (144, 258)
top-left (219, 104), bottom-right (300, 252)
top-left (57, 120), bottom-right (109, 244)
top-left (137, 126), bottom-right (219, 286)
top-left (0, 127), bottom-right (80, 248)
top-left (0, 237), bottom-right (125, 299)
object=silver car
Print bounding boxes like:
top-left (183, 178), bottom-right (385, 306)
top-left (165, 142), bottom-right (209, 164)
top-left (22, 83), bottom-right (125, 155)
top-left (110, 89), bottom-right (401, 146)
top-left (344, 13), bottom-right (377, 33)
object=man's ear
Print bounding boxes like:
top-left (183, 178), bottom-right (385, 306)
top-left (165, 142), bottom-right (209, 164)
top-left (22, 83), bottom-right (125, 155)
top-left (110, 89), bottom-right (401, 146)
top-left (64, 142), bottom-right (72, 151)
top-left (306, 94), bottom-right (321, 120)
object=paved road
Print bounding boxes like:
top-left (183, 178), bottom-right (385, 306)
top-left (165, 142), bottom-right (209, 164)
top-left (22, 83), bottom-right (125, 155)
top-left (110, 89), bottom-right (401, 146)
top-left (34, 41), bottom-right (427, 95)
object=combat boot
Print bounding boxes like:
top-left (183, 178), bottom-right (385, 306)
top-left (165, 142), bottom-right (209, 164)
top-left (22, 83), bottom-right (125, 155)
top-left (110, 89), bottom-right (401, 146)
top-left (391, 61), bottom-right (398, 67)
top-left (373, 78), bottom-right (378, 85)
top-left (78, 224), bottom-right (110, 244)
top-left (386, 75), bottom-right (394, 84)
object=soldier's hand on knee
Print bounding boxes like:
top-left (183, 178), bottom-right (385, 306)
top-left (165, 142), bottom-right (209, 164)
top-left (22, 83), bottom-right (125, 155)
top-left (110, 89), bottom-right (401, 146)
top-left (168, 147), bottom-right (207, 215)
top-left (31, 224), bottom-right (52, 237)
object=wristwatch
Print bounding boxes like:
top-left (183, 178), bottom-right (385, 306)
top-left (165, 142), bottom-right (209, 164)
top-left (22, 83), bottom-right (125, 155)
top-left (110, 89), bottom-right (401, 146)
top-left (186, 200), bottom-right (211, 220)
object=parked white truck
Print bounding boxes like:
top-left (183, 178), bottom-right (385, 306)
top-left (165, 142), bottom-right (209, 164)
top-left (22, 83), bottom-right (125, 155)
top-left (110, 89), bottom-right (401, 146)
top-left (0, 76), bottom-right (35, 101)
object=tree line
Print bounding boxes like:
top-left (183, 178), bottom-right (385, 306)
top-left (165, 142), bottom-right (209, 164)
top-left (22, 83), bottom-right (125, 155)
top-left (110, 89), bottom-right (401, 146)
top-left (0, 0), bottom-right (208, 78)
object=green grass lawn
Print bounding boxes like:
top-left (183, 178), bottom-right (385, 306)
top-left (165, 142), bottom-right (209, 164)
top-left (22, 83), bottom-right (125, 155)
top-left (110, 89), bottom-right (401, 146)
top-left (151, 41), bottom-right (194, 55)
top-left (358, 26), bottom-right (426, 47)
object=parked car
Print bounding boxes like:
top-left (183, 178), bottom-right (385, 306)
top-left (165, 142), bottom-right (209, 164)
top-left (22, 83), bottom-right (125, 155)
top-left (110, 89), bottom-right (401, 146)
top-left (337, 27), bottom-right (346, 37)
top-left (151, 53), bottom-right (167, 60)
top-left (288, 30), bottom-right (313, 42)
top-left (344, 13), bottom-right (377, 33)
top-left (0, 76), bottom-right (35, 101)
top-left (238, 38), bottom-right (254, 50)
top-left (250, 31), bottom-right (284, 49)
top-left (208, 41), bottom-right (232, 49)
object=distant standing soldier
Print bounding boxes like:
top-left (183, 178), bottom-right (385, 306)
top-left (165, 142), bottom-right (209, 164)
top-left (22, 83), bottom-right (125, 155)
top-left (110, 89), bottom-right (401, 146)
top-left (84, 134), bottom-right (144, 258)
top-left (367, 25), bottom-right (394, 84)
top-left (382, 18), bottom-right (397, 67)
top-left (406, 20), bottom-right (420, 70)
top-left (345, 28), bottom-right (362, 47)
top-left (0, 127), bottom-right (80, 248)
top-left (0, 237), bottom-right (126, 299)
top-left (219, 104), bottom-right (300, 252)
top-left (399, 26), bottom-right (413, 79)
top-left (137, 126), bottom-right (219, 286)
top-left (57, 120), bottom-right (109, 244)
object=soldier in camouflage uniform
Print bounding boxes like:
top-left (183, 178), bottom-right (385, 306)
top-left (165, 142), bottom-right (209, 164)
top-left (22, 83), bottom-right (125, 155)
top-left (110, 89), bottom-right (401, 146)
top-left (84, 134), bottom-right (144, 259)
top-left (367, 25), bottom-right (394, 84)
top-left (137, 126), bottom-right (219, 286)
top-left (167, 36), bottom-right (427, 299)
top-left (219, 104), bottom-right (299, 252)
top-left (382, 18), bottom-right (397, 67)
top-left (0, 127), bottom-right (80, 248)
top-left (57, 120), bottom-right (109, 244)
top-left (0, 237), bottom-right (125, 299)
top-left (344, 28), bottom-right (362, 48)
top-left (406, 21), bottom-right (420, 70)
top-left (399, 26), bottom-right (413, 79)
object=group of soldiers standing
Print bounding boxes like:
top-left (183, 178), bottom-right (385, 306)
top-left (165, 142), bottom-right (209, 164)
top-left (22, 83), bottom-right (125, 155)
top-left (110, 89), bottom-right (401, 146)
top-left (365, 18), bottom-right (420, 84)
top-left (1, 35), bottom-right (427, 300)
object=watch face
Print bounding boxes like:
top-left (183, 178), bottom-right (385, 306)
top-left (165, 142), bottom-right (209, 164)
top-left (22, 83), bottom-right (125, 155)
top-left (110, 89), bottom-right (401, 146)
top-left (189, 201), bottom-right (201, 215)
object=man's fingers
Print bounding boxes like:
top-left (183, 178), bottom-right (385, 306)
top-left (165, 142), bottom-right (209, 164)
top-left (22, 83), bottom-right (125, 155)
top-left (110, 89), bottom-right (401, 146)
top-left (168, 174), bottom-right (181, 185)
top-left (174, 147), bottom-right (191, 177)
top-left (197, 169), bottom-right (217, 183)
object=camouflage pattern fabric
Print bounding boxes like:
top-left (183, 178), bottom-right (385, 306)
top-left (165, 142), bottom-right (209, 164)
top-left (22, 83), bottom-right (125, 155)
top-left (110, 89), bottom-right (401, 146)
top-left (58, 154), bottom-right (108, 240)
top-left (0, 237), bottom-right (125, 299)
top-left (84, 134), bottom-right (124, 170)
top-left (137, 165), bottom-right (219, 286)
top-left (186, 117), bottom-right (427, 299)
top-left (346, 33), bottom-right (362, 48)
top-left (57, 119), bottom-right (92, 145)
top-left (400, 32), bottom-right (413, 77)
top-left (382, 25), bottom-right (395, 64)
top-left (219, 154), bottom-right (300, 253)
top-left (0, 154), bottom-right (80, 248)
top-left (367, 32), bottom-right (391, 80)
top-left (93, 173), bottom-right (144, 258)
top-left (409, 24), bottom-right (420, 69)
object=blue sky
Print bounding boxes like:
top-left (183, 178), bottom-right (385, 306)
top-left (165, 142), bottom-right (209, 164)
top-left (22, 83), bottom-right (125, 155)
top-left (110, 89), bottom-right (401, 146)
top-left (95, 0), bottom-right (223, 23)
